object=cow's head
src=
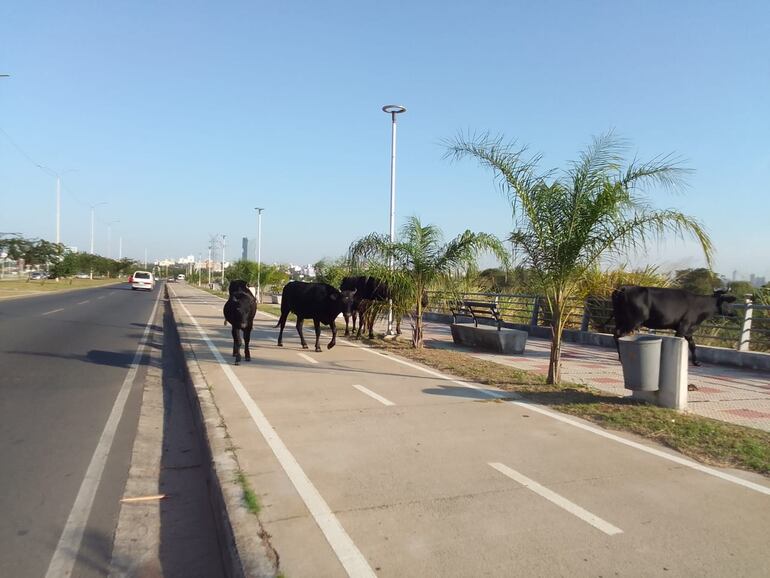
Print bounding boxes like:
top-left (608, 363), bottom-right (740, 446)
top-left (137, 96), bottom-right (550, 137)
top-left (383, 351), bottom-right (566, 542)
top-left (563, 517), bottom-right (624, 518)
top-left (228, 279), bottom-right (250, 295)
top-left (335, 288), bottom-right (357, 316)
top-left (714, 290), bottom-right (738, 317)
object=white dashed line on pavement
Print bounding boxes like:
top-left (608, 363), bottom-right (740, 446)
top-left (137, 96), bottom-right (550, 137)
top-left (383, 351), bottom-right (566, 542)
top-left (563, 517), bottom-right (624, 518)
top-left (352, 384), bottom-right (395, 406)
top-left (489, 462), bottom-right (623, 536)
top-left (77, 300), bottom-right (90, 305)
top-left (298, 352), bottom-right (319, 364)
top-left (42, 308), bottom-right (64, 316)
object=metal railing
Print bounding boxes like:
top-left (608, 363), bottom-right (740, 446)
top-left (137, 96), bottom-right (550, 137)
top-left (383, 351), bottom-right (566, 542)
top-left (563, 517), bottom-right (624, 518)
top-left (426, 291), bottom-right (770, 353)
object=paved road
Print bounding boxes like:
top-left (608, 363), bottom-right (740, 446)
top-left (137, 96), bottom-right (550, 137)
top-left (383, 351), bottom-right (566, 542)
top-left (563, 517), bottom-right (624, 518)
top-left (170, 283), bottom-right (770, 577)
top-left (0, 283), bottom-right (160, 577)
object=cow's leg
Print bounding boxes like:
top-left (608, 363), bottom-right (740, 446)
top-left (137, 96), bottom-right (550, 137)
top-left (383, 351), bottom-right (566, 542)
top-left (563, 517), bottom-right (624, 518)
top-left (231, 326), bottom-right (242, 365)
top-left (296, 317), bottom-right (308, 349)
top-left (277, 311), bottom-right (289, 347)
top-left (343, 312), bottom-right (351, 337)
top-left (313, 319), bottom-right (322, 352)
top-left (367, 309), bottom-right (376, 339)
top-left (676, 328), bottom-right (700, 366)
top-left (243, 323), bottom-right (252, 361)
top-left (352, 310), bottom-right (359, 337)
top-left (328, 319), bottom-right (337, 350)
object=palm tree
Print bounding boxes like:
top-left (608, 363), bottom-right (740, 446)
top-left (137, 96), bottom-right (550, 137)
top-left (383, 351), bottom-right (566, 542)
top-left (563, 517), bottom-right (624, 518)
top-left (349, 216), bottom-right (509, 348)
top-left (446, 131), bottom-right (713, 384)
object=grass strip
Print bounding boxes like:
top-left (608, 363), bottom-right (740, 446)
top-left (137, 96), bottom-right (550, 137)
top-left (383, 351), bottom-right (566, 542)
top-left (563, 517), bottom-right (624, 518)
top-left (235, 471), bottom-right (261, 515)
top-left (0, 278), bottom-right (120, 298)
top-left (361, 336), bottom-right (770, 476)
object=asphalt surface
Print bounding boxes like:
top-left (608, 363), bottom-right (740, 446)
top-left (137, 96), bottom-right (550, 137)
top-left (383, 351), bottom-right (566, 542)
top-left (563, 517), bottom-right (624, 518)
top-left (170, 283), bottom-right (770, 577)
top-left (0, 283), bottom-right (160, 577)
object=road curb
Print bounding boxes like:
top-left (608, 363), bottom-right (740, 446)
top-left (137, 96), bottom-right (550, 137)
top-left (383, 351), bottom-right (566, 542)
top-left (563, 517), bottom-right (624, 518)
top-left (167, 286), bottom-right (279, 578)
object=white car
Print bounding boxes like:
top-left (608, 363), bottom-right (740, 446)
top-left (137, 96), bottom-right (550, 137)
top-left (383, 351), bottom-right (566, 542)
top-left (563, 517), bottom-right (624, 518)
top-left (131, 270), bottom-right (155, 291)
top-left (176, 274), bottom-right (185, 281)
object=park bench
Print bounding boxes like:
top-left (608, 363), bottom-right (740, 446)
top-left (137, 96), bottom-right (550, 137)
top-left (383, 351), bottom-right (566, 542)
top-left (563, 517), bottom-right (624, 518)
top-left (449, 299), bottom-right (503, 330)
top-left (449, 299), bottom-right (527, 354)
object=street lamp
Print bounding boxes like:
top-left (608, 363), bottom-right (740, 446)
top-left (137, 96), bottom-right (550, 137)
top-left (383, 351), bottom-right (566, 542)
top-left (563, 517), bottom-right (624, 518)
top-left (37, 166), bottom-right (76, 244)
top-left (382, 104), bottom-right (406, 336)
top-left (254, 207), bottom-right (264, 303)
top-left (222, 234), bottom-right (227, 285)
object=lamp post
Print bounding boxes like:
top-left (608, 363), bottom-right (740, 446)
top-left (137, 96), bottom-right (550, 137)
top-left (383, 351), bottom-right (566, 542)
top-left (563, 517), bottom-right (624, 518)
top-left (37, 166), bottom-right (76, 245)
top-left (382, 104), bottom-right (406, 336)
top-left (222, 235), bottom-right (227, 286)
top-left (254, 207), bottom-right (264, 303)
top-left (119, 236), bottom-right (123, 260)
top-left (208, 243), bottom-right (212, 287)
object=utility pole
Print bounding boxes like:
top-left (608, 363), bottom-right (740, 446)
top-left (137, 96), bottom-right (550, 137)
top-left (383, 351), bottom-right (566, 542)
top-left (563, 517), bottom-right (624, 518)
top-left (255, 207), bottom-right (264, 303)
top-left (221, 234), bottom-right (227, 286)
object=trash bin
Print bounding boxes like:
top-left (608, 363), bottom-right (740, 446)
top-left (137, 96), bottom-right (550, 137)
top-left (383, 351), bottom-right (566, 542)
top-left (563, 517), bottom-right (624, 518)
top-left (618, 335), bottom-right (662, 391)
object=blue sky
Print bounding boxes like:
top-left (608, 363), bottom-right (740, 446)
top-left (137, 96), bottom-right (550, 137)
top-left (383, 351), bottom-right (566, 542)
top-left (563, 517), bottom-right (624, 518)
top-left (1, 0), bottom-right (768, 279)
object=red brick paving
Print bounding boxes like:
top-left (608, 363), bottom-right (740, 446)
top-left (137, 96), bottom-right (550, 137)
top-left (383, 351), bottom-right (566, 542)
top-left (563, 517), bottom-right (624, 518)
top-left (722, 409), bottom-right (770, 419)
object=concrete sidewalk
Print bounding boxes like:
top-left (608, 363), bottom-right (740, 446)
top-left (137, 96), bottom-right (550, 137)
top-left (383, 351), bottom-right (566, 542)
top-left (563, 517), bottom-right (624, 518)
top-left (417, 322), bottom-right (770, 432)
top-left (167, 283), bottom-right (770, 577)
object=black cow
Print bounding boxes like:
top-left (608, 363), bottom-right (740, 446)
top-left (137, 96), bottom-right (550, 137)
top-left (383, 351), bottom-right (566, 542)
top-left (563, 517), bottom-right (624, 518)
top-left (275, 281), bottom-right (356, 352)
top-left (223, 280), bottom-right (258, 365)
top-left (340, 276), bottom-right (390, 339)
top-left (611, 285), bottom-right (737, 366)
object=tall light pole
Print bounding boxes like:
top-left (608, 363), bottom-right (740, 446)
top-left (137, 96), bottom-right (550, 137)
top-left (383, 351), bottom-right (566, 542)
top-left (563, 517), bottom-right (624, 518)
top-left (382, 104), bottom-right (406, 336)
top-left (37, 166), bottom-right (76, 245)
top-left (222, 234), bottom-right (227, 286)
top-left (208, 243), bottom-right (212, 286)
top-left (255, 207), bottom-right (264, 302)
top-left (119, 236), bottom-right (123, 260)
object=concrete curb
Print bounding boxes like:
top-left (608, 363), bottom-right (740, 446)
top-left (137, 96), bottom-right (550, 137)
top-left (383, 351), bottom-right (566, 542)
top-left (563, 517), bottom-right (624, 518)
top-left (167, 286), bottom-right (279, 578)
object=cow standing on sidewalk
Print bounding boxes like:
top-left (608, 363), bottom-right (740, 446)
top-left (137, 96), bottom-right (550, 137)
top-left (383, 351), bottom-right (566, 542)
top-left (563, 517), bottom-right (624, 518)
top-left (276, 281), bottom-right (356, 352)
top-left (611, 285), bottom-right (737, 366)
top-left (223, 280), bottom-right (257, 365)
top-left (340, 276), bottom-right (390, 339)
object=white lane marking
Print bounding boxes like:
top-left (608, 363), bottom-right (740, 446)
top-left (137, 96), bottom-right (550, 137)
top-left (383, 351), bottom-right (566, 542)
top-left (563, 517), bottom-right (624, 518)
top-left (173, 290), bottom-right (376, 578)
top-left (352, 384), bottom-right (395, 406)
top-left (42, 308), bottom-right (65, 316)
top-left (97, 295), bottom-right (105, 300)
top-left (45, 286), bottom-right (163, 577)
top-left (343, 340), bottom-right (770, 496)
top-left (77, 300), bottom-right (90, 305)
top-left (298, 352), bottom-right (319, 364)
top-left (489, 462), bottom-right (623, 536)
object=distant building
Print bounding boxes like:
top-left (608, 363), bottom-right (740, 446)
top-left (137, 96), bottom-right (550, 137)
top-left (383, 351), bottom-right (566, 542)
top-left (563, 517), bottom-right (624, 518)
top-left (242, 237), bottom-right (249, 261)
